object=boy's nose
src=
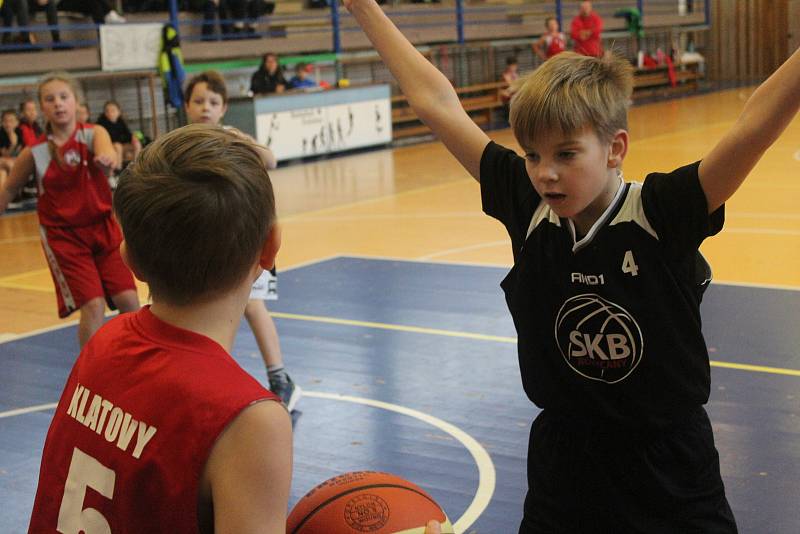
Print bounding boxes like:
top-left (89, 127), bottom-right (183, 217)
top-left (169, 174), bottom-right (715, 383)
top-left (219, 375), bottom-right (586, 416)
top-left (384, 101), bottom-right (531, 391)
top-left (536, 165), bottom-right (558, 182)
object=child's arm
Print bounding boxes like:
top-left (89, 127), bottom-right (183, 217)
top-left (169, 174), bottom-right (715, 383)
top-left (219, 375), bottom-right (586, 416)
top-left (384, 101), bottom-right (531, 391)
top-left (203, 400), bottom-right (292, 533)
top-left (532, 36), bottom-right (547, 61)
top-left (345, 0), bottom-right (490, 181)
top-left (699, 47), bottom-right (800, 212)
top-left (0, 147), bottom-right (34, 214)
top-left (91, 124), bottom-right (118, 174)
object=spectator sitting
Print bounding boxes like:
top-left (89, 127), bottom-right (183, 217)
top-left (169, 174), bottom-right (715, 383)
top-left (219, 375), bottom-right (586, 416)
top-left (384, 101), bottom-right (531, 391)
top-left (499, 56), bottom-right (519, 124)
top-left (96, 100), bottom-right (141, 172)
top-left (57, 0), bottom-right (126, 24)
top-left (0, 108), bottom-right (24, 185)
top-left (250, 52), bottom-right (288, 95)
top-left (288, 62), bottom-right (317, 90)
top-left (18, 98), bottom-right (43, 147)
top-left (30, 1), bottom-right (67, 48)
top-left (77, 102), bottom-right (91, 124)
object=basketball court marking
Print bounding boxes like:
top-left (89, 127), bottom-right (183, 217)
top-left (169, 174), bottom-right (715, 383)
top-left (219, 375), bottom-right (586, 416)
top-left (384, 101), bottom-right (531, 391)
top-left (418, 240), bottom-right (511, 261)
top-left (304, 391), bottom-right (495, 534)
top-left (0, 393), bottom-right (495, 533)
top-left (278, 179), bottom-right (469, 223)
top-left (0, 402), bottom-right (57, 419)
top-left (0, 235), bottom-right (39, 245)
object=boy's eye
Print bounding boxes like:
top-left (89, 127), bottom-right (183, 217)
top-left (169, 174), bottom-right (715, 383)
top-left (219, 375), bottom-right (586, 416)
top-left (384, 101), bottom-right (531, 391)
top-left (558, 151), bottom-right (576, 159)
top-left (525, 153), bottom-right (540, 163)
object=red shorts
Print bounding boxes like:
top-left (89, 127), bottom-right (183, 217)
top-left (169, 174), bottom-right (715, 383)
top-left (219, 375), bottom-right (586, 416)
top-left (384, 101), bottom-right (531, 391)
top-left (39, 217), bottom-right (136, 318)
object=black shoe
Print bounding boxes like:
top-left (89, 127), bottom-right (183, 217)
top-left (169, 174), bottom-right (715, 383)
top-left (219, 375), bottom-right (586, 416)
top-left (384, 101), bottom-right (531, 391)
top-left (269, 373), bottom-right (301, 412)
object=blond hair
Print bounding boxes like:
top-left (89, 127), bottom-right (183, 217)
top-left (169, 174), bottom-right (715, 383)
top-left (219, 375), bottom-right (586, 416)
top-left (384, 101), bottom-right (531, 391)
top-left (37, 71), bottom-right (83, 108)
top-left (113, 124), bottom-right (276, 306)
top-left (510, 52), bottom-right (633, 147)
top-left (37, 72), bottom-right (85, 169)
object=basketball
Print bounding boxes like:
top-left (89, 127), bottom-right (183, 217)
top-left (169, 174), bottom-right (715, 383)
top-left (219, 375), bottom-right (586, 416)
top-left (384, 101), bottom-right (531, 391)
top-left (287, 471), bottom-right (455, 534)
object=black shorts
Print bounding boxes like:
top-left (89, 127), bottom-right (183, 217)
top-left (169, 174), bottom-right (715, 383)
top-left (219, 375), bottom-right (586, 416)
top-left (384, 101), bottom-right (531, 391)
top-left (519, 407), bottom-right (738, 534)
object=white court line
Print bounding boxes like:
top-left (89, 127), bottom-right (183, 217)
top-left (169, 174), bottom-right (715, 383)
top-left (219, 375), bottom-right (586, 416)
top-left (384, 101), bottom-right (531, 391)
top-left (0, 392), bottom-right (497, 534)
top-left (728, 212), bottom-right (800, 220)
top-left (0, 256), bottom-right (343, 344)
top-left (302, 391), bottom-right (495, 534)
top-left (724, 228), bottom-right (800, 236)
top-left (0, 402), bottom-right (57, 419)
top-left (418, 240), bottom-right (511, 261)
top-left (341, 253), bottom-right (512, 270)
top-left (287, 212), bottom-right (483, 223)
top-left (0, 235), bottom-right (39, 245)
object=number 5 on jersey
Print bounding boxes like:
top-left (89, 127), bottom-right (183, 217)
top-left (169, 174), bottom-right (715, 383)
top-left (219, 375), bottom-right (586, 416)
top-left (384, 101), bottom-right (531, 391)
top-left (57, 447), bottom-right (115, 534)
top-left (622, 250), bottom-right (639, 277)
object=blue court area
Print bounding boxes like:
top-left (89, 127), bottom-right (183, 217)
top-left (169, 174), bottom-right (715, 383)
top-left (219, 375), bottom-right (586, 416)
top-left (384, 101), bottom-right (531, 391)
top-left (1, 256), bottom-right (799, 533)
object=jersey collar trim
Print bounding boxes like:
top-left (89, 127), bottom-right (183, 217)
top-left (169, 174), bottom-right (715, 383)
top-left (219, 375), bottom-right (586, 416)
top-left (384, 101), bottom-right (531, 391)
top-left (568, 178), bottom-right (628, 253)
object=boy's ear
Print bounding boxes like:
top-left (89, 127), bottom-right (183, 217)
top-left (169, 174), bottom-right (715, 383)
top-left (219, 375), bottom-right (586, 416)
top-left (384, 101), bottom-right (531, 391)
top-left (259, 223), bottom-right (282, 270)
top-left (608, 129), bottom-right (629, 169)
top-left (119, 240), bottom-right (146, 282)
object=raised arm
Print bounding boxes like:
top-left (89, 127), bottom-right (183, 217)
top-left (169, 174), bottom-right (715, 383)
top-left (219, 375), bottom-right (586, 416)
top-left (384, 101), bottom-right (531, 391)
top-left (699, 46), bottom-right (800, 212)
top-left (344, 0), bottom-right (490, 180)
top-left (0, 147), bottom-right (34, 215)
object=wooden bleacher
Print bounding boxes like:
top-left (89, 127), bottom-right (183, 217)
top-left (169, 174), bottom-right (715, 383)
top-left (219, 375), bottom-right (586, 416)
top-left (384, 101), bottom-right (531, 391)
top-left (391, 81), bottom-right (508, 139)
top-left (390, 61), bottom-right (704, 139)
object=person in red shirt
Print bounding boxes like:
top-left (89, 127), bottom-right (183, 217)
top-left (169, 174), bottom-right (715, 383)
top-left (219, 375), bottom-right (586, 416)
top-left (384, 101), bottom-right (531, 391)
top-left (0, 73), bottom-right (140, 348)
top-left (27, 124), bottom-right (293, 533)
top-left (570, 1), bottom-right (603, 57)
top-left (18, 98), bottom-right (43, 147)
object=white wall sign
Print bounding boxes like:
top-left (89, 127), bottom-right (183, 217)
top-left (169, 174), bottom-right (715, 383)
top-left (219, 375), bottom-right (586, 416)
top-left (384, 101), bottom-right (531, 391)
top-left (99, 23), bottom-right (163, 72)
top-left (255, 98), bottom-right (392, 161)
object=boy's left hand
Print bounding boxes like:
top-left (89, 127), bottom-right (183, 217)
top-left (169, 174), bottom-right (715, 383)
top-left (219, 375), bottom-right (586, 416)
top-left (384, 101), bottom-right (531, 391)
top-left (94, 154), bottom-right (116, 174)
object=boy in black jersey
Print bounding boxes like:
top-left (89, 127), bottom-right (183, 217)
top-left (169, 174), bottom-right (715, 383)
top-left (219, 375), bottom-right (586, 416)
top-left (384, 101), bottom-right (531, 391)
top-left (346, 0), bottom-right (800, 531)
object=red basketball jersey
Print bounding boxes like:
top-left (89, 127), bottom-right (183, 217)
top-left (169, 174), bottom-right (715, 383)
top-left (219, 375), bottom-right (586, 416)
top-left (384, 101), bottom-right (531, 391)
top-left (30, 124), bottom-right (113, 227)
top-left (545, 32), bottom-right (567, 58)
top-left (29, 306), bottom-right (279, 533)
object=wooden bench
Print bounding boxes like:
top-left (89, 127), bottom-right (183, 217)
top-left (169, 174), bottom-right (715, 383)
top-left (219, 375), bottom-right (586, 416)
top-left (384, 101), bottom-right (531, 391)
top-left (391, 81), bottom-right (508, 139)
top-left (633, 61), bottom-right (702, 99)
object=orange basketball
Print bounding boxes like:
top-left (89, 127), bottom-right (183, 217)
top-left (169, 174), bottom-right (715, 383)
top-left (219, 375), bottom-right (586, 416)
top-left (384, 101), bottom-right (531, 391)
top-left (287, 471), bottom-right (455, 534)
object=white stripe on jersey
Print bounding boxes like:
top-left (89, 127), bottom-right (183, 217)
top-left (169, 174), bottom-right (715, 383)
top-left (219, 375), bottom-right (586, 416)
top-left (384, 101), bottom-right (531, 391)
top-left (525, 199), bottom-right (562, 240)
top-left (39, 226), bottom-right (76, 313)
top-left (31, 143), bottom-right (51, 194)
top-left (609, 182), bottom-right (658, 240)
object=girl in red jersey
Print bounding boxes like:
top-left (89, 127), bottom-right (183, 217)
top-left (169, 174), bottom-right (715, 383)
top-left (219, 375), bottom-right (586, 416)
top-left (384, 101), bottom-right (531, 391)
top-left (0, 72), bottom-right (140, 348)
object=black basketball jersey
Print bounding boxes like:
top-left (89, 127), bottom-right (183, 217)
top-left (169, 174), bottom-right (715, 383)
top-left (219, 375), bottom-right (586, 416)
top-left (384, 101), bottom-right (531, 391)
top-left (480, 141), bottom-right (724, 426)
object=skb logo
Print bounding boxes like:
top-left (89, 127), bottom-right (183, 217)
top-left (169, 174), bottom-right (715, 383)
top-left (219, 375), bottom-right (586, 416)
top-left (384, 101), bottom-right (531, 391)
top-left (555, 294), bottom-right (643, 383)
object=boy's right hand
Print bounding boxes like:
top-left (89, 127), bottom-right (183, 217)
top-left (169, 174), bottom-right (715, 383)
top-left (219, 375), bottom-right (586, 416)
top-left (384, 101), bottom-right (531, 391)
top-left (424, 520), bottom-right (442, 534)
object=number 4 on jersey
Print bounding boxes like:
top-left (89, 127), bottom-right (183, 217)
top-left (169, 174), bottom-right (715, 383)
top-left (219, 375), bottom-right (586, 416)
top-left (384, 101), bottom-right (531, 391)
top-left (621, 250), bottom-right (639, 277)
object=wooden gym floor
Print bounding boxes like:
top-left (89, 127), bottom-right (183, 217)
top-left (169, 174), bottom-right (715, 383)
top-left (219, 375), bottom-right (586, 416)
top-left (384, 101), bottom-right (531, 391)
top-left (1, 88), bottom-right (799, 532)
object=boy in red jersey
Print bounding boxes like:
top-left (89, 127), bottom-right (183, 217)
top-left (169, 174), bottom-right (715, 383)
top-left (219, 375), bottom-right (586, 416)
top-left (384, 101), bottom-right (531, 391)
top-left (28, 124), bottom-right (292, 533)
top-left (0, 73), bottom-right (139, 348)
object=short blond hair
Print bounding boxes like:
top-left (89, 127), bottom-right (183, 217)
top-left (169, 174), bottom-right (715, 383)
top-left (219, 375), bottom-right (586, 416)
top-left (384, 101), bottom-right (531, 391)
top-left (114, 124), bottom-right (276, 306)
top-left (510, 52), bottom-right (633, 147)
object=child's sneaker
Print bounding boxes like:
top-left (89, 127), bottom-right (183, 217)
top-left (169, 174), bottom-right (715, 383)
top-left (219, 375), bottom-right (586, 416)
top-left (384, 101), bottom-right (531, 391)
top-left (269, 373), bottom-right (301, 412)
